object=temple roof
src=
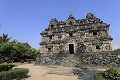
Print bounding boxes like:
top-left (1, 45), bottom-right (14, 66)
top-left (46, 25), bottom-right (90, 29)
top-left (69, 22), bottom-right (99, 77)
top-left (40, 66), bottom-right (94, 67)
top-left (40, 13), bottom-right (110, 35)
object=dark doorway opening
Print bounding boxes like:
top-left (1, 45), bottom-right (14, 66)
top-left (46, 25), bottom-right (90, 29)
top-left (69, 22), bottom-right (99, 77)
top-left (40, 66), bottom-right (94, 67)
top-left (69, 44), bottom-right (74, 54)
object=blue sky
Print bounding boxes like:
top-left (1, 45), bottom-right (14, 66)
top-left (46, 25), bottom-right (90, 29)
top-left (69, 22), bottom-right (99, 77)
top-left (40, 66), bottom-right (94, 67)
top-left (0, 0), bottom-right (120, 50)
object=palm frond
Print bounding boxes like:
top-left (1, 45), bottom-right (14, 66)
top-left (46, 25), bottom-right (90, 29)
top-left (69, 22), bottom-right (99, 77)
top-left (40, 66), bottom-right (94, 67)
top-left (0, 33), bottom-right (11, 43)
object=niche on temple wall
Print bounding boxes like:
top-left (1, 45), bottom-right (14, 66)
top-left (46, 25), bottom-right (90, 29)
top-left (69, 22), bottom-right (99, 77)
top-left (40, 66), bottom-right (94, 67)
top-left (49, 35), bottom-right (52, 39)
top-left (86, 44), bottom-right (93, 52)
top-left (53, 36), bottom-right (58, 40)
top-left (40, 45), bottom-right (47, 53)
top-left (50, 24), bottom-right (54, 29)
top-left (46, 44), bottom-right (53, 53)
top-left (48, 35), bottom-right (54, 41)
top-left (53, 45), bottom-right (59, 53)
top-left (42, 36), bottom-right (49, 42)
top-left (102, 41), bottom-right (113, 51)
top-left (94, 44), bottom-right (102, 52)
top-left (69, 33), bottom-right (73, 37)
top-left (103, 44), bottom-right (111, 51)
top-left (48, 48), bottom-right (52, 52)
top-left (96, 45), bottom-right (100, 49)
top-left (93, 32), bottom-right (97, 35)
top-left (58, 35), bottom-right (62, 40)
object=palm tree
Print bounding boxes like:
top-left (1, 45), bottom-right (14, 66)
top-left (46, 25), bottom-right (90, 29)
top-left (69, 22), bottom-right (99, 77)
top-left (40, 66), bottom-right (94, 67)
top-left (0, 33), bottom-right (11, 44)
top-left (10, 39), bottom-right (18, 44)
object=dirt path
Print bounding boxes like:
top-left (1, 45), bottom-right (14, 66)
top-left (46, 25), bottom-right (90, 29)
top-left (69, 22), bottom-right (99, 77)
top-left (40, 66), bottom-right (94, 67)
top-left (14, 64), bottom-right (78, 80)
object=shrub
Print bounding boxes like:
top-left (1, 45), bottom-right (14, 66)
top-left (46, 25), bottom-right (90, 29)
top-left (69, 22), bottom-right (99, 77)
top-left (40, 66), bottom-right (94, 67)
top-left (7, 60), bottom-right (13, 63)
top-left (20, 59), bottom-right (25, 63)
top-left (0, 68), bottom-right (29, 80)
top-left (27, 59), bottom-right (34, 63)
top-left (0, 59), bottom-right (4, 64)
top-left (94, 73), bottom-right (106, 80)
top-left (0, 63), bottom-right (14, 72)
top-left (104, 68), bottom-right (120, 80)
top-left (94, 68), bottom-right (120, 80)
top-left (13, 59), bottom-right (21, 62)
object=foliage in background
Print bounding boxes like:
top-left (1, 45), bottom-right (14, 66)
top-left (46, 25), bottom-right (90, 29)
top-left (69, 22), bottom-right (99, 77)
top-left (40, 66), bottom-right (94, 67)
top-left (0, 33), bottom-right (40, 63)
top-left (0, 33), bottom-right (11, 44)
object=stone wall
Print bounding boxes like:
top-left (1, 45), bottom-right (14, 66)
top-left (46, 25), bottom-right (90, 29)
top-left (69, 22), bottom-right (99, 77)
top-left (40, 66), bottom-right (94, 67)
top-left (76, 52), bottom-right (120, 67)
top-left (35, 50), bottom-right (120, 68)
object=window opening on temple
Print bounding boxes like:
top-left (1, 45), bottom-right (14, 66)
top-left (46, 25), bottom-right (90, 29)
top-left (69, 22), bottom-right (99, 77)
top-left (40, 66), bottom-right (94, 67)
top-left (58, 35), bottom-right (62, 39)
top-left (69, 33), bottom-right (73, 37)
top-left (96, 46), bottom-right (100, 49)
top-left (93, 32), bottom-right (97, 35)
top-left (51, 24), bottom-right (54, 28)
top-left (49, 36), bottom-right (52, 39)
top-left (69, 21), bottom-right (73, 25)
top-left (48, 48), bottom-right (52, 52)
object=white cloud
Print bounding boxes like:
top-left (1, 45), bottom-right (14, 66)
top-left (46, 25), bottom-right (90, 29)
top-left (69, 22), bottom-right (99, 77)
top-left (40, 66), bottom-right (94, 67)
top-left (113, 44), bottom-right (120, 50)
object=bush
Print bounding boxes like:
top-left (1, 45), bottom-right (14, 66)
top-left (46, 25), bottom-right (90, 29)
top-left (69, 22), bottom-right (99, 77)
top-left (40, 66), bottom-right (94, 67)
top-left (0, 59), bottom-right (4, 64)
top-left (13, 59), bottom-right (21, 62)
top-left (0, 68), bottom-right (29, 80)
top-left (20, 59), bottom-right (25, 63)
top-left (104, 68), bottom-right (120, 80)
top-left (27, 59), bottom-right (34, 63)
top-left (7, 60), bottom-right (13, 63)
top-left (0, 63), bottom-right (14, 72)
top-left (94, 73), bottom-right (106, 80)
top-left (94, 68), bottom-right (120, 80)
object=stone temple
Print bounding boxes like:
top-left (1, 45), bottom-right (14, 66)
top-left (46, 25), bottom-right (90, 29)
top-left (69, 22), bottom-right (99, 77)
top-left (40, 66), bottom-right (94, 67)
top-left (35, 12), bottom-right (120, 67)
top-left (40, 12), bottom-right (113, 54)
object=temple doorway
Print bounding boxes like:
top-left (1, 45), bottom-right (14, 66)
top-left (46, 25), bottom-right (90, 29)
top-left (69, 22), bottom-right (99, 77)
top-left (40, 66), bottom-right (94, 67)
top-left (69, 44), bottom-right (74, 54)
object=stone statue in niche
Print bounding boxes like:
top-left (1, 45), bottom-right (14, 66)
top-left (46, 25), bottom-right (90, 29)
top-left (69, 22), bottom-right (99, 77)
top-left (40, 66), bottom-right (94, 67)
top-left (105, 45), bottom-right (110, 50)
top-left (88, 46), bottom-right (93, 52)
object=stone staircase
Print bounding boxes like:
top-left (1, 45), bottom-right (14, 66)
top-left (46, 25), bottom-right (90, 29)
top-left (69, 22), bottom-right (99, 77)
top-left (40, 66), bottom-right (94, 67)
top-left (61, 54), bottom-right (80, 67)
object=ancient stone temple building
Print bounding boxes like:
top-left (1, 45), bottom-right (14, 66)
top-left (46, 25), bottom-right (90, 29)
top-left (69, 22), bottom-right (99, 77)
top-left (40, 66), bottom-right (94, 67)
top-left (40, 12), bottom-right (113, 54)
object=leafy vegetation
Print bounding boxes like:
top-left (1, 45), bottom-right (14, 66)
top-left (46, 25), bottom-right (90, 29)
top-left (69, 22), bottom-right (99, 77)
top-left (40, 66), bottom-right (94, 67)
top-left (0, 68), bottom-right (29, 80)
top-left (94, 68), bottom-right (120, 80)
top-left (0, 63), bottom-right (29, 80)
top-left (94, 73), bottom-right (107, 80)
top-left (0, 33), bottom-right (11, 44)
top-left (105, 68), bottom-right (120, 80)
top-left (0, 63), bottom-right (14, 72)
top-left (0, 33), bottom-right (40, 63)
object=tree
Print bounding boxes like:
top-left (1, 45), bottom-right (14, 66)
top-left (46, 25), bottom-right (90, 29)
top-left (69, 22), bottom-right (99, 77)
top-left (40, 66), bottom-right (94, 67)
top-left (10, 39), bottom-right (18, 44)
top-left (34, 49), bottom-right (40, 59)
top-left (0, 34), bottom-right (40, 63)
top-left (0, 43), bottom-right (14, 61)
top-left (30, 48), bottom-right (40, 59)
top-left (12, 42), bottom-right (26, 59)
top-left (12, 42), bottom-right (33, 60)
top-left (0, 33), bottom-right (11, 44)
